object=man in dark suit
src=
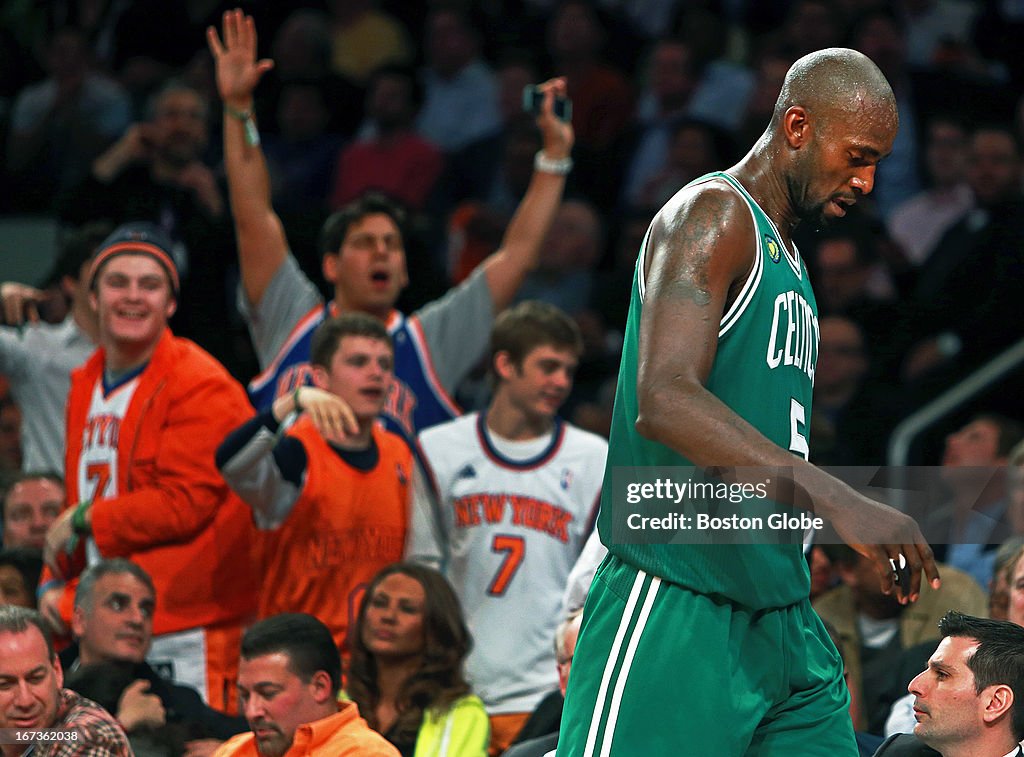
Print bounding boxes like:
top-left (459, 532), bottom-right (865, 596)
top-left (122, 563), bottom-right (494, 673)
top-left (873, 612), bottom-right (1024, 757)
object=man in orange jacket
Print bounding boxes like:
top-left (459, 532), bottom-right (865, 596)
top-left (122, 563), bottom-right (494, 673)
top-left (42, 222), bottom-right (258, 713)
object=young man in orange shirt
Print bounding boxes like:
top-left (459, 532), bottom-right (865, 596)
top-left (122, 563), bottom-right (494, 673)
top-left (217, 313), bottom-right (411, 651)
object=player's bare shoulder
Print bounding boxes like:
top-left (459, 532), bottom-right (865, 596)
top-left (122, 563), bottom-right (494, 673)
top-left (645, 177), bottom-right (758, 305)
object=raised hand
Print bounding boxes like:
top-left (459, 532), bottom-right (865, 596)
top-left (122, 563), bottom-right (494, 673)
top-left (206, 8), bottom-right (274, 110)
top-left (534, 77), bottom-right (574, 160)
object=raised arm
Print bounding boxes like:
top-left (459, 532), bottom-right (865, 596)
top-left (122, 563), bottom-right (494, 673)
top-left (481, 78), bottom-right (574, 311)
top-left (636, 185), bottom-right (939, 603)
top-left (207, 8), bottom-right (286, 306)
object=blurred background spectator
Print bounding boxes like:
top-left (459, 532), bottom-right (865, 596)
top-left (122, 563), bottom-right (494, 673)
top-left (1, 472), bottom-right (63, 550)
top-left (0, 546), bottom-right (43, 608)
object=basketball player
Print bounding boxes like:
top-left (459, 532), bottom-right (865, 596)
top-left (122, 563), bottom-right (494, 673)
top-left (407, 301), bottom-right (606, 755)
top-left (556, 49), bottom-right (940, 756)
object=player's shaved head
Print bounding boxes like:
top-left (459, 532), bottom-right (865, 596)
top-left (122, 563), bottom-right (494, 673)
top-left (771, 47), bottom-right (897, 133)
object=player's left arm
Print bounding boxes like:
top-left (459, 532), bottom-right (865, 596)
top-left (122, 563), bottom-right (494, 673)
top-left (479, 78), bottom-right (573, 311)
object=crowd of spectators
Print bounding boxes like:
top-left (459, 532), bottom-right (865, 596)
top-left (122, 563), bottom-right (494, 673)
top-left (0, 6), bottom-right (1016, 452)
top-left (1, 0), bottom-right (1022, 441)
top-left (1, 0), bottom-right (1024, 754)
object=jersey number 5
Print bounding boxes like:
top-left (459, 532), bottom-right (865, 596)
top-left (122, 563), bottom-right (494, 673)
top-left (487, 535), bottom-right (525, 596)
top-left (789, 398), bottom-right (809, 460)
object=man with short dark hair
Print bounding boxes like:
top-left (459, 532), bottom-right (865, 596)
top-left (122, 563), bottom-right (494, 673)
top-left (217, 313), bottom-right (411, 650)
top-left (214, 614), bottom-right (398, 756)
top-left (56, 81), bottom-right (239, 370)
top-left (208, 9), bottom-right (572, 448)
top-left (0, 605), bottom-right (131, 756)
top-left (931, 413), bottom-right (1024, 589)
top-left (873, 611), bottom-right (1024, 756)
top-left (902, 124), bottom-right (1024, 387)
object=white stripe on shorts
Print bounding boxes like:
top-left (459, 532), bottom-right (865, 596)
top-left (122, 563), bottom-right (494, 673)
top-left (600, 575), bottom-right (661, 757)
top-left (582, 570), bottom-right (648, 757)
top-left (583, 570), bottom-right (662, 757)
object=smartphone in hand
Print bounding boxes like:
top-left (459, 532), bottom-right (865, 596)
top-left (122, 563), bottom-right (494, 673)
top-left (523, 85), bottom-right (572, 122)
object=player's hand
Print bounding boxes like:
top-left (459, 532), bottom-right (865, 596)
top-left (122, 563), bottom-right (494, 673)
top-left (1, 282), bottom-right (46, 325)
top-left (118, 679), bottom-right (166, 730)
top-left (43, 508), bottom-right (76, 580)
top-left (296, 387), bottom-right (360, 445)
top-left (207, 8), bottom-right (274, 110)
top-left (534, 77), bottom-right (574, 160)
top-left (38, 586), bottom-right (68, 636)
top-left (828, 496), bottom-right (940, 604)
top-left (183, 739), bottom-right (223, 757)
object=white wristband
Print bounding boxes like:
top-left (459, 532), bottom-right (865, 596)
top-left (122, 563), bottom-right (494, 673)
top-left (534, 150), bottom-right (573, 175)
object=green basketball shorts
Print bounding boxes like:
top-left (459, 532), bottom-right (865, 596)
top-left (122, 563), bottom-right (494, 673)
top-left (556, 553), bottom-right (857, 756)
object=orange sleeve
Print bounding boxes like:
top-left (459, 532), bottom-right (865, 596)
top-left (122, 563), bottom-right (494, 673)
top-left (90, 369), bottom-right (253, 557)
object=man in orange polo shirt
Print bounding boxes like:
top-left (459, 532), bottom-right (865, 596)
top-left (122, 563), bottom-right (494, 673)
top-left (214, 614), bottom-right (398, 757)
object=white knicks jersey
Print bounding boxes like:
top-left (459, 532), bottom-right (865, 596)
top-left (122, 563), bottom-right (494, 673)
top-left (79, 376), bottom-right (140, 565)
top-left (408, 412), bottom-right (606, 714)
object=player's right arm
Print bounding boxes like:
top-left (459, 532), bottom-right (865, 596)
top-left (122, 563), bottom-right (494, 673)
top-left (208, 9), bottom-right (285, 307)
top-left (634, 183), bottom-right (939, 603)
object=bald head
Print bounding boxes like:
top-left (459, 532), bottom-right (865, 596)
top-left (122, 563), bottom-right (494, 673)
top-left (772, 48), bottom-right (897, 133)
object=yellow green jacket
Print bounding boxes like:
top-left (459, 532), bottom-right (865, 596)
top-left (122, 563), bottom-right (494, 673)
top-left (414, 694), bottom-right (490, 757)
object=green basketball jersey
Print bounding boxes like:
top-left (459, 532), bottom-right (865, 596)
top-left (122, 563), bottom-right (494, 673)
top-left (599, 171), bottom-right (820, 609)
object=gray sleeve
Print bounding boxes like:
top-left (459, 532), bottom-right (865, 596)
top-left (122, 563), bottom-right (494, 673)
top-left (0, 327), bottom-right (29, 380)
top-left (236, 255), bottom-right (324, 369)
top-left (217, 416), bottom-right (303, 530)
top-left (413, 266), bottom-right (494, 392)
top-left (561, 528), bottom-right (608, 617)
top-left (404, 459), bottom-right (446, 571)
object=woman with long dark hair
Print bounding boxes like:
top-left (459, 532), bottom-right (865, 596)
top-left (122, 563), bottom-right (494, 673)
top-left (348, 562), bottom-right (489, 756)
